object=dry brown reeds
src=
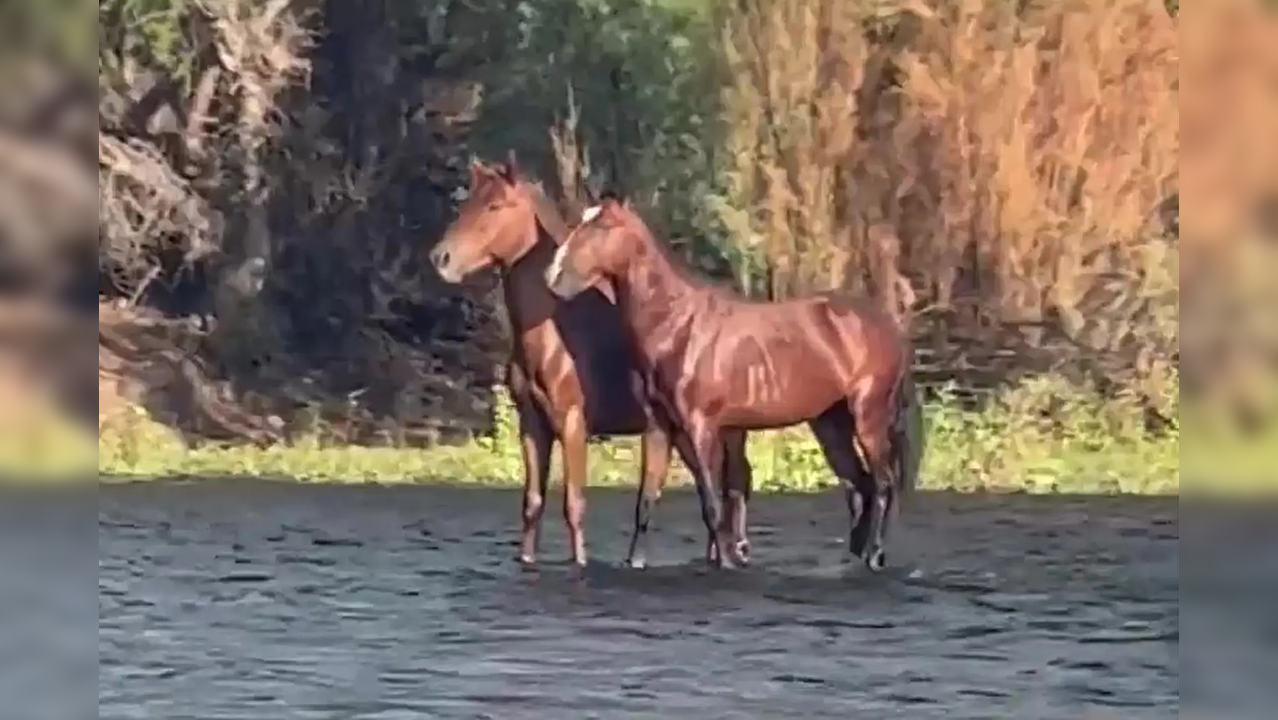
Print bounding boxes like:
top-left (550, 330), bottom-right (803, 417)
top-left (1180, 0), bottom-right (1278, 247)
top-left (1178, 0), bottom-right (1278, 430)
top-left (717, 0), bottom-right (1181, 411)
top-left (720, 0), bottom-right (1178, 310)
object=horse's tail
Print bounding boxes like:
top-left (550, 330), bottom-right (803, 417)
top-left (891, 364), bottom-right (925, 499)
top-left (888, 274), bottom-right (922, 498)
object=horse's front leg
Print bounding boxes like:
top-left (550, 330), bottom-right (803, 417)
top-left (625, 422), bottom-right (672, 569)
top-left (559, 406), bottom-right (590, 567)
top-left (664, 424), bottom-right (717, 565)
top-left (673, 416), bottom-right (739, 569)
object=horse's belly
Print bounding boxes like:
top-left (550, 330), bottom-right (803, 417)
top-left (720, 400), bottom-right (827, 430)
top-left (719, 368), bottom-right (843, 429)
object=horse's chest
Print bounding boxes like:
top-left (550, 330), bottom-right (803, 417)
top-left (510, 327), bottom-right (571, 399)
top-left (644, 356), bottom-right (686, 404)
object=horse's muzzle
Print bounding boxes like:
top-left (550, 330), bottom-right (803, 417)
top-left (546, 266), bottom-right (585, 299)
top-left (430, 245), bottom-right (461, 284)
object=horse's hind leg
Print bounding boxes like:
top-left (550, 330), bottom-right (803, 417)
top-left (625, 423), bottom-right (672, 569)
top-left (850, 385), bottom-right (899, 572)
top-left (808, 406), bottom-right (874, 559)
top-left (721, 429), bottom-right (753, 564)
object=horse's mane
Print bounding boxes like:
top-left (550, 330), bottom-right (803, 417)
top-left (514, 177), bottom-right (571, 246)
top-left (615, 204), bottom-right (739, 299)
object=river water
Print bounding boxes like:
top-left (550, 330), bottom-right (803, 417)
top-left (90, 482), bottom-right (1186, 718)
top-left (7, 481), bottom-right (1192, 718)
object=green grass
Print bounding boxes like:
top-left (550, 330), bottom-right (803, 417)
top-left (1181, 414), bottom-right (1278, 498)
top-left (62, 374), bottom-right (1192, 495)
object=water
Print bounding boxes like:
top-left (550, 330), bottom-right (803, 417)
top-left (93, 483), bottom-right (1183, 718)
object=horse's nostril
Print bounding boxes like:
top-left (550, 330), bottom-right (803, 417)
top-left (433, 249), bottom-right (450, 269)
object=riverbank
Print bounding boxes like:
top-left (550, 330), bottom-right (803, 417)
top-left (85, 376), bottom-right (1185, 495)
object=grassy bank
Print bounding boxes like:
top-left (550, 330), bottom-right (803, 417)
top-left (0, 401), bottom-right (98, 484)
top-left (80, 375), bottom-right (1182, 495)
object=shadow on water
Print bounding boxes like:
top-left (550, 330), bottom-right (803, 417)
top-left (91, 479), bottom-right (1192, 719)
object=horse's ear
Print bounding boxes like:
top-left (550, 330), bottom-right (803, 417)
top-left (583, 175), bottom-right (609, 206)
top-left (469, 160), bottom-right (488, 186)
top-left (500, 149), bottom-right (519, 183)
top-left (600, 195), bottom-right (625, 219)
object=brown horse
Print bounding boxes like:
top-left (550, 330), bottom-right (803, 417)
top-left (545, 195), bottom-right (924, 572)
top-left (428, 156), bottom-right (754, 568)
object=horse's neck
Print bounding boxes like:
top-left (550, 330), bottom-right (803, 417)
top-left (617, 239), bottom-right (698, 358)
top-left (499, 224), bottom-right (558, 332)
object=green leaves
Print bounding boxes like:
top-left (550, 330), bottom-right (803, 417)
top-left (97, 375), bottom-right (1183, 494)
top-left (464, 0), bottom-right (734, 269)
top-left (99, 0), bottom-right (199, 88)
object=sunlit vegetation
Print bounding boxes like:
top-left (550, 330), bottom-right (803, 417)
top-left (3, 0), bottom-right (1272, 493)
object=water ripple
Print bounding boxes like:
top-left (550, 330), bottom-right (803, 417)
top-left (90, 483), bottom-right (1184, 719)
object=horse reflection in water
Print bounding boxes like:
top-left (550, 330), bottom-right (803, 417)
top-left (429, 155), bottom-right (753, 569)
top-left (545, 194), bottom-right (924, 572)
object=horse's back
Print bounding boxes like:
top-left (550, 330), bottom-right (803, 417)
top-left (735, 290), bottom-right (906, 388)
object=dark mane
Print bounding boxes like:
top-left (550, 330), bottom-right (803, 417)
top-left (618, 206), bottom-right (755, 302)
top-left (517, 177), bottom-right (571, 246)
top-left (615, 205), bottom-right (884, 313)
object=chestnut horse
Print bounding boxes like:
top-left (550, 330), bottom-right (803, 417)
top-left (545, 196), bottom-right (924, 571)
top-left (428, 156), bottom-right (754, 568)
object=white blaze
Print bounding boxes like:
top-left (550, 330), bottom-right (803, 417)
top-left (548, 205), bottom-right (601, 286)
top-left (547, 242), bottom-right (570, 286)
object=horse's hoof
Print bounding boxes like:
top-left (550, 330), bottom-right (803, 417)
top-left (711, 545), bottom-right (743, 571)
top-left (865, 547), bottom-right (888, 572)
top-left (625, 555), bottom-right (648, 570)
top-left (733, 539), bottom-right (752, 566)
top-left (848, 540), bottom-right (868, 559)
top-left (516, 554), bottom-right (537, 568)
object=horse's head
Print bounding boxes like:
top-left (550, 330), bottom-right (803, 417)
top-left (430, 153), bottom-right (539, 283)
top-left (545, 193), bottom-right (642, 300)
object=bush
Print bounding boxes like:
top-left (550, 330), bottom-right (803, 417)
top-left (68, 0), bottom-right (1278, 492)
top-left (94, 376), bottom-right (1182, 495)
